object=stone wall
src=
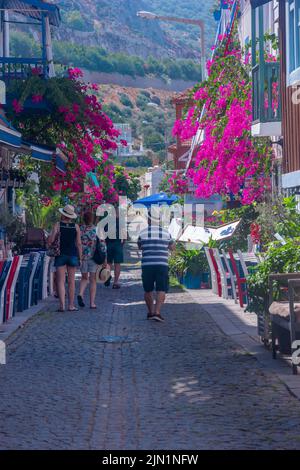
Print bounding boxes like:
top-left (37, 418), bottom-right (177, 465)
top-left (82, 69), bottom-right (196, 92)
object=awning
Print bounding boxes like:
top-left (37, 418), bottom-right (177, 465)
top-left (2, 0), bottom-right (61, 26)
top-left (250, 0), bottom-right (275, 8)
top-left (0, 123), bottom-right (21, 149)
top-left (22, 140), bottom-right (54, 162)
top-left (31, 144), bottom-right (53, 162)
top-left (87, 172), bottom-right (100, 187)
top-left (133, 192), bottom-right (178, 207)
top-left (55, 155), bottom-right (66, 173)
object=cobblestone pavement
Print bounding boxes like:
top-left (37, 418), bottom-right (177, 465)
top-left (1, 245), bottom-right (300, 450)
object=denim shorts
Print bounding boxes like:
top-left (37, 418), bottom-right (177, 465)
top-left (81, 258), bottom-right (98, 273)
top-left (54, 255), bottom-right (79, 268)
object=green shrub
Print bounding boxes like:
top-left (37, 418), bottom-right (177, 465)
top-left (10, 31), bottom-right (41, 58)
top-left (169, 245), bottom-right (209, 278)
top-left (151, 95), bottom-right (161, 106)
top-left (136, 94), bottom-right (150, 110)
top-left (140, 90), bottom-right (151, 98)
top-left (63, 10), bottom-right (94, 32)
top-left (119, 93), bottom-right (133, 108)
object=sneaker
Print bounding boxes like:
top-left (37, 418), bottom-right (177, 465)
top-left (153, 314), bottom-right (165, 323)
top-left (77, 295), bottom-right (85, 308)
top-left (147, 313), bottom-right (156, 320)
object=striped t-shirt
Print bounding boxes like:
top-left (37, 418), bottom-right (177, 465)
top-left (138, 225), bottom-right (174, 267)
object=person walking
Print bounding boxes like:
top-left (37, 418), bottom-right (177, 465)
top-left (104, 210), bottom-right (124, 289)
top-left (137, 213), bottom-right (175, 322)
top-left (48, 204), bottom-right (82, 312)
top-left (77, 210), bottom-right (104, 309)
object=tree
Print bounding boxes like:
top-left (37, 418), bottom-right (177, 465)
top-left (7, 68), bottom-right (120, 208)
top-left (144, 132), bottom-right (165, 152)
top-left (114, 166), bottom-right (141, 202)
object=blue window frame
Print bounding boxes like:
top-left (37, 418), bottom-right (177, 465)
top-left (288, 0), bottom-right (300, 75)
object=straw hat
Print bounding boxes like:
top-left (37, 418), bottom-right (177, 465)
top-left (96, 266), bottom-right (111, 283)
top-left (58, 204), bottom-right (77, 219)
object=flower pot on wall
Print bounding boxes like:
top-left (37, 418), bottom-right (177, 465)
top-left (213, 9), bottom-right (221, 21)
top-left (183, 272), bottom-right (201, 289)
top-left (201, 272), bottom-right (210, 289)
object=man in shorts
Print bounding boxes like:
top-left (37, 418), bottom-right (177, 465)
top-left (138, 214), bottom-right (175, 322)
top-left (105, 210), bottom-right (124, 289)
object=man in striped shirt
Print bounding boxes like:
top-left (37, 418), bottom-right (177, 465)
top-left (138, 217), bottom-right (175, 322)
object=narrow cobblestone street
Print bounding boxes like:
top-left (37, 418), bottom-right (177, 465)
top-left (1, 245), bottom-right (300, 450)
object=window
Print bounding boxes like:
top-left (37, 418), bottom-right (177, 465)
top-left (287, 0), bottom-right (300, 80)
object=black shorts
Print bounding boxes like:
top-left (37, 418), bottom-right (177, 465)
top-left (142, 265), bottom-right (169, 293)
top-left (107, 241), bottom-right (124, 264)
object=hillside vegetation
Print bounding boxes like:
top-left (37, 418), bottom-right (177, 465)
top-left (56, 0), bottom-right (215, 59)
top-left (98, 85), bottom-right (176, 166)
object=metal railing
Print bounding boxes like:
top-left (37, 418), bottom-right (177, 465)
top-left (252, 62), bottom-right (281, 123)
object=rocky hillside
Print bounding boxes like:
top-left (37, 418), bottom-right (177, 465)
top-left (55, 0), bottom-right (216, 60)
top-left (98, 84), bottom-right (176, 165)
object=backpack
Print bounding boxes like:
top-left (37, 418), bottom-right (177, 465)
top-left (92, 238), bottom-right (107, 265)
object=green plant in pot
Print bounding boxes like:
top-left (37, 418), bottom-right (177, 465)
top-left (183, 249), bottom-right (209, 276)
top-left (247, 238), bottom-right (300, 339)
top-left (168, 244), bottom-right (186, 280)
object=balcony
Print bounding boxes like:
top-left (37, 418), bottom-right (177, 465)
top-left (0, 1), bottom-right (61, 84)
top-left (1, 59), bottom-right (52, 113)
top-left (0, 58), bottom-right (47, 83)
top-left (251, 1), bottom-right (282, 137)
top-left (251, 61), bottom-right (282, 137)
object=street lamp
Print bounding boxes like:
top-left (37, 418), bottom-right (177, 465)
top-left (137, 10), bottom-right (206, 81)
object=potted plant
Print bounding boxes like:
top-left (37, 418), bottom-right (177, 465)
top-left (182, 249), bottom-right (210, 289)
top-left (213, 9), bottom-right (221, 21)
top-left (247, 238), bottom-right (300, 342)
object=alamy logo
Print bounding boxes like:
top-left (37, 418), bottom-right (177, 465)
top-left (291, 340), bottom-right (300, 365)
top-left (0, 340), bottom-right (6, 365)
top-left (292, 86), bottom-right (300, 106)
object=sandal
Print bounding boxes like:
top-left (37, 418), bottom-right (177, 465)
top-left (68, 307), bottom-right (79, 312)
top-left (56, 308), bottom-right (65, 313)
top-left (112, 284), bottom-right (121, 289)
top-left (90, 306), bottom-right (97, 309)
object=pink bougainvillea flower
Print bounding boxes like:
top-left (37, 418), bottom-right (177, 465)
top-left (12, 99), bottom-right (23, 114)
top-left (168, 8), bottom-right (272, 205)
top-left (32, 94), bottom-right (43, 104)
top-left (41, 196), bottom-right (52, 207)
top-left (67, 67), bottom-right (84, 79)
top-left (31, 66), bottom-right (42, 76)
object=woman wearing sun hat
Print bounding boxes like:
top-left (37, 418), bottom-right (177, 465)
top-left (48, 204), bottom-right (82, 312)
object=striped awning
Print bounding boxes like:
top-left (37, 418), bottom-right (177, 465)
top-left (31, 143), bottom-right (53, 162)
top-left (1, 0), bottom-right (61, 26)
top-left (22, 140), bottom-right (54, 162)
top-left (0, 123), bottom-right (22, 149)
